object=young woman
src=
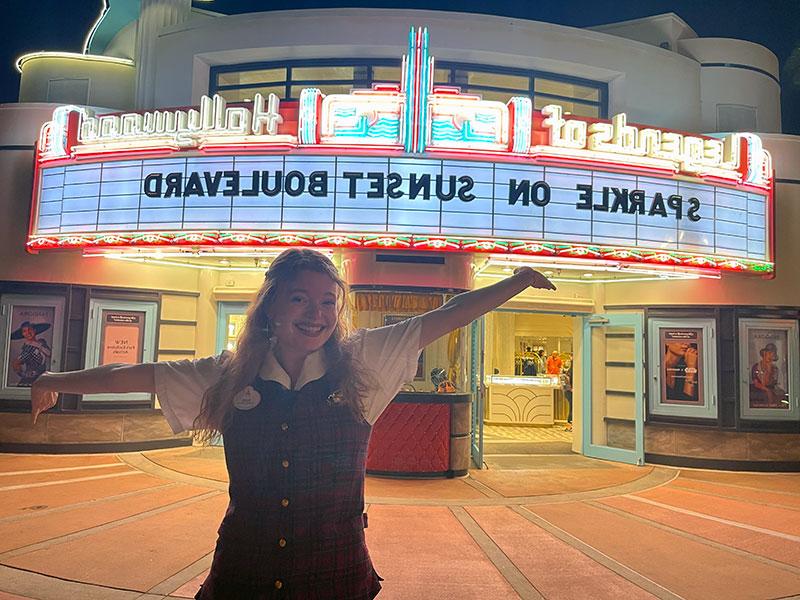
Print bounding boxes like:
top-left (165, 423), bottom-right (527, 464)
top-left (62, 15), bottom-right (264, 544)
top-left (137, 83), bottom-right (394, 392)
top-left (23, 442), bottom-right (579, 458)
top-left (30, 248), bottom-right (555, 599)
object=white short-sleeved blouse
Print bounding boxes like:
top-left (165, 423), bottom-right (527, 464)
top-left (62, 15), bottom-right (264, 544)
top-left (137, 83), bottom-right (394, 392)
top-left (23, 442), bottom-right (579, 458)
top-left (154, 315), bottom-right (423, 433)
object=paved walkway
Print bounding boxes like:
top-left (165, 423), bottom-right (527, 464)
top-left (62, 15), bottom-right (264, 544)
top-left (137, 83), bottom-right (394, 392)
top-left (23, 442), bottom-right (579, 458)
top-left (0, 448), bottom-right (798, 599)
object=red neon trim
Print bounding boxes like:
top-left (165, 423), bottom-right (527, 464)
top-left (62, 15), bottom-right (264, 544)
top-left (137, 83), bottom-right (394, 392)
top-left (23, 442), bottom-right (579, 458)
top-left (25, 230), bottom-right (773, 275)
top-left (27, 143), bottom-right (43, 255)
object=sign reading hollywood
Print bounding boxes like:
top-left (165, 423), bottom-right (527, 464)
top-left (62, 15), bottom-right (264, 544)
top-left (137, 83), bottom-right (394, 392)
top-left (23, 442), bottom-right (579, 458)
top-left (29, 28), bottom-right (773, 273)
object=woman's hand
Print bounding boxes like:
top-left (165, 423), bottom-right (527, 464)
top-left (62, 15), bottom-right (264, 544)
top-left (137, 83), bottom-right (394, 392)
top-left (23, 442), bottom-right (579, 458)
top-left (31, 373), bottom-right (58, 425)
top-left (514, 266), bottom-right (557, 291)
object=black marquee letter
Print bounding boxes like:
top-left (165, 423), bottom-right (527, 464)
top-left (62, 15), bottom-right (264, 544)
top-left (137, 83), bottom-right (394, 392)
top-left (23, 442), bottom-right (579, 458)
top-left (144, 173), bottom-right (163, 197)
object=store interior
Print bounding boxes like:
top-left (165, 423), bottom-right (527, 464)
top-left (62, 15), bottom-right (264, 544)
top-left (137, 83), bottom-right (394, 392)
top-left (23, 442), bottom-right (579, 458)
top-left (482, 311), bottom-right (576, 461)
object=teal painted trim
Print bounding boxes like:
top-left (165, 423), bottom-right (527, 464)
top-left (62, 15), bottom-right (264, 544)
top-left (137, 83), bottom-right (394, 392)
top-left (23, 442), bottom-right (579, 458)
top-left (416, 28), bottom-right (430, 153)
top-left (86, 0), bottom-right (141, 55)
top-left (581, 313), bottom-right (644, 466)
top-left (469, 316), bottom-right (485, 469)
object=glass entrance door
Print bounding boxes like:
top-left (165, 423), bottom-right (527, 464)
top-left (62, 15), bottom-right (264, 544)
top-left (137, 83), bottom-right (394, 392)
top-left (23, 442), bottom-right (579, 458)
top-left (581, 313), bottom-right (644, 465)
top-left (470, 317), bottom-right (485, 468)
top-left (216, 302), bottom-right (249, 354)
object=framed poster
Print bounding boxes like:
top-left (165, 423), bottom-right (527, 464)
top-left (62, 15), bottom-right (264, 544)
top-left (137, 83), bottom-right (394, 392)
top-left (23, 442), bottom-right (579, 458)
top-left (83, 299), bottom-right (158, 403)
top-left (384, 314), bottom-right (425, 380)
top-left (648, 318), bottom-right (717, 419)
top-left (0, 294), bottom-right (65, 400)
top-left (739, 319), bottom-right (799, 420)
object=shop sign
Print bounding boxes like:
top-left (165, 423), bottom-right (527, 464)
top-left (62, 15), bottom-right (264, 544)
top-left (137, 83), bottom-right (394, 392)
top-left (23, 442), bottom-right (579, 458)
top-left (30, 154), bottom-right (768, 269)
top-left (35, 28), bottom-right (772, 190)
top-left (28, 28), bottom-right (773, 273)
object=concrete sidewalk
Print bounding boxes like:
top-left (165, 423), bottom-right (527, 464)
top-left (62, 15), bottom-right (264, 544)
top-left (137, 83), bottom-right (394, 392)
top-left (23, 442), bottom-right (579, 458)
top-left (0, 448), bottom-right (798, 599)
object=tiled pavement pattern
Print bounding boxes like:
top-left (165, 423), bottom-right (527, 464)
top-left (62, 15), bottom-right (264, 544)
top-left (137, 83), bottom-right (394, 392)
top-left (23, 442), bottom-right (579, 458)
top-left (483, 425), bottom-right (573, 443)
top-left (0, 449), bottom-right (798, 599)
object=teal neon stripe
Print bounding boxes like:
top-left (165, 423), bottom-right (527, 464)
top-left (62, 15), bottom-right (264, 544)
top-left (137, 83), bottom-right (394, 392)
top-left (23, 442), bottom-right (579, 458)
top-left (403, 28), bottom-right (416, 153)
top-left (417, 29), bottom-right (430, 153)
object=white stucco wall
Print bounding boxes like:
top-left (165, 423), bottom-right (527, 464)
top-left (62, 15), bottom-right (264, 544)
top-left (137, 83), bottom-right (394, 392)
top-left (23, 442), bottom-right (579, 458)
top-left (679, 38), bottom-right (781, 133)
top-left (146, 8), bottom-right (703, 131)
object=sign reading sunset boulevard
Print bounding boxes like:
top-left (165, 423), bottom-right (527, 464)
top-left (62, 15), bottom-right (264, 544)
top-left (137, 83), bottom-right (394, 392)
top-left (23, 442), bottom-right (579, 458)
top-left (34, 155), bottom-right (766, 262)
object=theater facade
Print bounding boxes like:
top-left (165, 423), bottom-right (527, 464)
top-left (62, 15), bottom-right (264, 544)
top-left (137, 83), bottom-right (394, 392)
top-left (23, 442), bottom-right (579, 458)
top-left (1, 3), bottom-right (798, 472)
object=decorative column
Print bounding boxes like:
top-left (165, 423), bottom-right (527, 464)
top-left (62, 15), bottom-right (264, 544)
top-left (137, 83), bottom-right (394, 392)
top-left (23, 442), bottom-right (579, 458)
top-left (134, 0), bottom-right (191, 109)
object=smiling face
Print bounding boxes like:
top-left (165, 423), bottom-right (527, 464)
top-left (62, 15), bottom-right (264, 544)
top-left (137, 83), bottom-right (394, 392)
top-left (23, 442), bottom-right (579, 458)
top-left (21, 325), bottom-right (37, 341)
top-left (267, 269), bottom-right (340, 361)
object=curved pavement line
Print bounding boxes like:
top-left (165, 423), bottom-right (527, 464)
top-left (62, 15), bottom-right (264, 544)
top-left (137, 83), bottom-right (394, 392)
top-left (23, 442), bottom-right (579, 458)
top-left (511, 506), bottom-right (686, 600)
top-left (119, 451), bottom-right (678, 506)
top-left (367, 467), bottom-right (677, 506)
top-left (117, 452), bottom-right (228, 491)
top-left (0, 564), bottom-right (169, 600)
top-left (590, 500), bottom-right (800, 576)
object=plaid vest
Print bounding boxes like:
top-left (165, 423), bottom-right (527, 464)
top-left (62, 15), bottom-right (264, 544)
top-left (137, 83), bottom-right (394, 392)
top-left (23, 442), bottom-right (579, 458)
top-left (198, 375), bottom-right (381, 600)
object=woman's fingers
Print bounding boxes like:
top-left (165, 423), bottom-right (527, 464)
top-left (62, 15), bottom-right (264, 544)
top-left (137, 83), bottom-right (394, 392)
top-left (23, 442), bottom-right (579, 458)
top-left (513, 266), bottom-right (557, 290)
top-left (31, 380), bottom-right (57, 425)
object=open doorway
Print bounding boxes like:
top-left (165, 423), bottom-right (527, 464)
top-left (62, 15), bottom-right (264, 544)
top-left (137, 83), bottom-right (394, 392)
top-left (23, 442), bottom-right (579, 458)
top-left (481, 310), bottom-right (577, 468)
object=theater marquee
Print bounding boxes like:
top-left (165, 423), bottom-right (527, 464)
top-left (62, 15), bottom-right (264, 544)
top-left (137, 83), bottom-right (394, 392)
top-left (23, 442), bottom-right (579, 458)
top-left (28, 28), bottom-right (773, 274)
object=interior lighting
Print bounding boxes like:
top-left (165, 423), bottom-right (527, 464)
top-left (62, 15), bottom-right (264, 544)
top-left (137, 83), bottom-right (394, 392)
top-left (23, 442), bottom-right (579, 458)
top-left (92, 254), bottom-right (266, 272)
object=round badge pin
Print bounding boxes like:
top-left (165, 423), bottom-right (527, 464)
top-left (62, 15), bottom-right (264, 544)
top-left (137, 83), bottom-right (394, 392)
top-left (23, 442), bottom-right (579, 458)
top-left (233, 385), bottom-right (262, 410)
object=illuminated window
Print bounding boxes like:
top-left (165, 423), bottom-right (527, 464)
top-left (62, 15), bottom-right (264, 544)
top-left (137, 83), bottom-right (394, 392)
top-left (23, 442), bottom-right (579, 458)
top-left (464, 88), bottom-right (517, 104)
top-left (464, 71), bottom-right (529, 90)
top-left (534, 96), bottom-right (600, 118)
top-left (217, 85), bottom-right (285, 103)
top-left (535, 79), bottom-right (600, 102)
top-left (292, 66), bottom-right (357, 81)
top-left (372, 66), bottom-right (402, 83)
top-left (289, 84), bottom-right (354, 99)
top-left (210, 60), bottom-right (606, 115)
top-left (216, 68), bottom-right (286, 87)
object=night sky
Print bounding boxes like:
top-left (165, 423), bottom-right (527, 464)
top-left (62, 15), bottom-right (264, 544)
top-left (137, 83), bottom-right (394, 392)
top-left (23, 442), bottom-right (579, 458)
top-left (3, 0), bottom-right (799, 132)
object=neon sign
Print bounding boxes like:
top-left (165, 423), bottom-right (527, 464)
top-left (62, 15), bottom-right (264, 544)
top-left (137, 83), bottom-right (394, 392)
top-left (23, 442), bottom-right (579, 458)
top-left (36, 27), bottom-right (772, 191)
top-left (29, 28), bottom-right (774, 274)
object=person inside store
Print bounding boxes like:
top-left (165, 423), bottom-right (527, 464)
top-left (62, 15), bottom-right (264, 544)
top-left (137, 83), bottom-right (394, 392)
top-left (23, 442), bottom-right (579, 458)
top-left (562, 363), bottom-right (573, 432)
top-left (29, 248), bottom-right (555, 600)
top-left (535, 348), bottom-right (546, 375)
top-left (546, 350), bottom-right (562, 375)
top-left (522, 346), bottom-right (538, 375)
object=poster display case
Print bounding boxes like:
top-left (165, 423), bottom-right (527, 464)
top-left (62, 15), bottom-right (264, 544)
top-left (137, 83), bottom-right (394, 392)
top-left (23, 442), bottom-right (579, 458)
top-left (648, 318), bottom-right (718, 419)
top-left (0, 294), bottom-right (65, 400)
top-left (83, 299), bottom-right (158, 403)
top-left (738, 318), bottom-right (799, 421)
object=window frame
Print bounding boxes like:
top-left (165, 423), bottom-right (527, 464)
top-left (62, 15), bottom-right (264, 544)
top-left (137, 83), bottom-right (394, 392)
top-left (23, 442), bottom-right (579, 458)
top-left (209, 58), bottom-right (608, 117)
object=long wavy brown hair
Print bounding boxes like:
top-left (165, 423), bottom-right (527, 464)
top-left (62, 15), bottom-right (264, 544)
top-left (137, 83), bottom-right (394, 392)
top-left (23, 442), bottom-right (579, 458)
top-left (193, 248), bottom-right (372, 442)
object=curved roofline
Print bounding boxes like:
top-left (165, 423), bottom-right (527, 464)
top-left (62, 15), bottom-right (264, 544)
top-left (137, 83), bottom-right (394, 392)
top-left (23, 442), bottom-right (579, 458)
top-left (84, 0), bottom-right (141, 55)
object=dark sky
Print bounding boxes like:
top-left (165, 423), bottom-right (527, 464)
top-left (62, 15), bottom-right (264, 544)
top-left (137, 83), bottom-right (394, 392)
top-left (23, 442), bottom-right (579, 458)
top-left (4, 0), bottom-right (799, 132)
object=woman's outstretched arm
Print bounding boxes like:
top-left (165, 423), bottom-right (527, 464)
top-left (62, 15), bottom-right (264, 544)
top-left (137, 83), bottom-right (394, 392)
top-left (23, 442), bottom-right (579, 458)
top-left (418, 267), bottom-right (555, 348)
top-left (30, 363), bottom-right (156, 424)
